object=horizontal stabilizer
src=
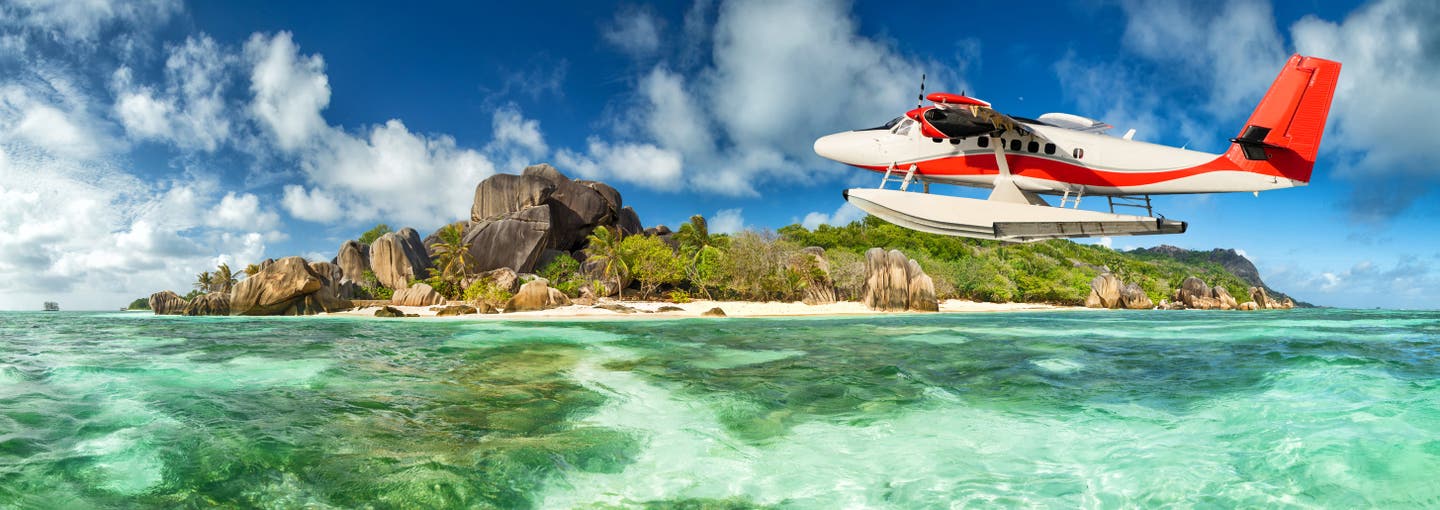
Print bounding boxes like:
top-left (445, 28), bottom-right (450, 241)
top-left (844, 189), bottom-right (1186, 242)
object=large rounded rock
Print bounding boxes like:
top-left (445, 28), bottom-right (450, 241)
top-left (883, 250), bottom-right (910, 310)
top-left (617, 206), bottom-right (644, 237)
top-left (1212, 286), bottom-right (1238, 310)
top-left (861, 248), bottom-right (936, 312)
top-left (393, 283), bottom-right (444, 307)
top-left (371, 230), bottom-right (431, 290)
top-left (465, 267), bottom-right (521, 294)
top-left (908, 273), bottom-right (939, 312)
top-left (182, 292), bottom-right (231, 316)
top-left (471, 173), bottom-right (555, 223)
top-left (1119, 282), bottom-right (1154, 309)
top-left (1249, 286), bottom-right (1274, 309)
top-left (336, 240), bottom-right (370, 282)
top-left (1086, 274), bottom-right (1123, 309)
top-left (464, 205), bottom-right (551, 273)
top-left (503, 279), bottom-right (568, 312)
top-left (524, 164), bottom-right (615, 252)
top-left (230, 256), bottom-right (352, 315)
top-left (149, 290), bottom-right (188, 315)
top-left (1178, 277), bottom-right (1219, 309)
top-left (1238, 301), bottom-right (1260, 311)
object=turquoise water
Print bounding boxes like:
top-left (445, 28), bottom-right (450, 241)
top-left (1, 310), bottom-right (1438, 508)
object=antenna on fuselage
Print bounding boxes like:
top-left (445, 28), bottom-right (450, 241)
top-left (916, 73), bottom-right (926, 108)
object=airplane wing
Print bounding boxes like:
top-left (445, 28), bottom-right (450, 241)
top-left (918, 92), bottom-right (1035, 138)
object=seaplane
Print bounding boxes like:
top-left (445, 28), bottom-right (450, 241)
top-left (814, 54), bottom-right (1341, 242)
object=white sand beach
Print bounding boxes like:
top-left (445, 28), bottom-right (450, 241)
top-left (322, 299), bottom-right (1074, 320)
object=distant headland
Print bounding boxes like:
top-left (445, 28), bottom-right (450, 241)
top-left (139, 163), bottom-right (1300, 318)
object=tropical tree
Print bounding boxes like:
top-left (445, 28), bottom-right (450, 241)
top-left (358, 223), bottom-right (392, 245)
top-left (194, 271), bottom-right (213, 293)
top-left (214, 263), bottom-right (238, 293)
top-left (243, 263), bottom-right (261, 276)
top-left (426, 223), bottom-right (473, 298)
top-left (674, 215), bottom-right (714, 260)
top-left (621, 234), bottom-right (684, 299)
top-left (583, 226), bottom-right (628, 300)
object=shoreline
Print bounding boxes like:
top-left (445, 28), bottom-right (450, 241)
top-left (319, 299), bottom-right (1078, 320)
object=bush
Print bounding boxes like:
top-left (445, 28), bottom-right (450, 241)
top-left (668, 289), bottom-right (692, 304)
top-left (538, 253), bottom-right (583, 296)
top-left (358, 224), bottom-right (391, 245)
top-left (621, 235), bottom-right (684, 299)
top-left (687, 245), bottom-right (726, 299)
top-left (463, 280), bottom-right (513, 306)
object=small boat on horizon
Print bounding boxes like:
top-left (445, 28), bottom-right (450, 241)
top-left (43, 301), bottom-right (59, 312)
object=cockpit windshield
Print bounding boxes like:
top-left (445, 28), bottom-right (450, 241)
top-left (893, 119), bottom-right (914, 136)
top-left (861, 116), bottom-right (904, 131)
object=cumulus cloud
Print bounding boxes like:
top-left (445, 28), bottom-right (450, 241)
top-left (112, 34), bottom-right (235, 151)
top-left (709, 208), bottom-right (744, 234)
top-left (556, 138), bottom-right (683, 190)
top-left (1264, 256), bottom-right (1440, 309)
top-left (208, 192), bottom-right (278, 231)
top-left (246, 31), bottom-right (329, 151)
top-left (801, 203), bottom-right (865, 230)
top-left (571, 0), bottom-right (957, 196)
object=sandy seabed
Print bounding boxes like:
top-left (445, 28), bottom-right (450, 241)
top-left (321, 299), bottom-right (1074, 320)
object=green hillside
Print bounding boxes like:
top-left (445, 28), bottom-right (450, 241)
top-left (778, 216), bottom-right (1271, 306)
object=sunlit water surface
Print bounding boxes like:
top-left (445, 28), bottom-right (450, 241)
top-left (2, 309), bottom-right (1438, 508)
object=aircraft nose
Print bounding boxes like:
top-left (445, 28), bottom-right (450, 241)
top-left (813, 131), bottom-right (874, 165)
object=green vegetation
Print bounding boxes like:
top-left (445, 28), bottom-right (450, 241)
top-left (422, 223), bottom-right (473, 299)
top-left (127, 297), bottom-right (150, 310)
top-left (583, 226), bottom-right (629, 300)
top-left (621, 234), bottom-right (685, 298)
top-left (462, 279), bottom-right (513, 307)
top-left (537, 253), bottom-right (583, 297)
top-left (357, 223), bottom-right (392, 245)
top-left (359, 270), bottom-right (393, 300)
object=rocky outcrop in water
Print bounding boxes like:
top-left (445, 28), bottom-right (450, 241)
top-left (861, 248), bottom-right (937, 312)
top-left (149, 290), bottom-right (188, 315)
top-left (230, 256), bottom-right (353, 316)
top-left (182, 292), bottom-right (230, 316)
top-left (1212, 286), bottom-right (1238, 310)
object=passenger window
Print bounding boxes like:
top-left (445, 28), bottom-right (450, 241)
top-left (977, 136), bottom-right (989, 148)
top-left (932, 137), bottom-right (943, 143)
top-left (1010, 139), bottom-right (1021, 152)
top-left (1073, 148), bottom-right (1084, 159)
top-left (1027, 141), bottom-right (1039, 153)
top-left (950, 138), bottom-right (961, 145)
top-left (1044, 143), bottom-right (1056, 155)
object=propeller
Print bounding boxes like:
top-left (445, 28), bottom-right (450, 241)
top-left (915, 73), bottom-right (926, 109)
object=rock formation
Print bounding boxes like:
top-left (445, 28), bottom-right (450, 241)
top-left (392, 283), bottom-right (444, 307)
top-left (861, 248), bottom-right (938, 312)
top-left (1119, 282), bottom-right (1154, 309)
top-left (463, 206), bottom-right (551, 274)
top-left (465, 267), bottom-right (521, 295)
top-left (1085, 274), bottom-right (1124, 308)
top-left (375, 306), bottom-right (404, 318)
top-left (702, 307), bottom-right (727, 317)
top-left (1238, 301), bottom-right (1260, 311)
top-left (1212, 286), bottom-right (1238, 310)
top-left (1178, 277), bottom-right (1220, 310)
top-left (182, 292), bottom-right (231, 316)
top-left (371, 230), bottom-right (432, 290)
top-left (503, 279), bottom-right (571, 312)
top-left (435, 304), bottom-right (477, 316)
top-left (335, 240), bottom-right (370, 282)
top-left (149, 290), bottom-right (188, 315)
top-left (1249, 286), bottom-right (1280, 309)
top-left (230, 256), bottom-right (353, 315)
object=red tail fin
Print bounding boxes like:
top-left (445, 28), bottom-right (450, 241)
top-left (1225, 54), bottom-right (1341, 183)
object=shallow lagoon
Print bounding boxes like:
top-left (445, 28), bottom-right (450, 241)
top-left (1, 309), bottom-right (1438, 508)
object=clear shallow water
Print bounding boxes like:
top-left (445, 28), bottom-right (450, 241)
top-left (1, 310), bottom-right (1438, 508)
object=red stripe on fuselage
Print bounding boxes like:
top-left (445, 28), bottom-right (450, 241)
top-left (857, 153), bottom-right (1284, 187)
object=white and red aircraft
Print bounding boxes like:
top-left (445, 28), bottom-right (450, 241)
top-left (814, 54), bottom-right (1341, 242)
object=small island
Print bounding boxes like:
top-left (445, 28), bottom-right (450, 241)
top-left (43, 301), bottom-right (59, 312)
top-left (142, 163), bottom-right (1300, 318)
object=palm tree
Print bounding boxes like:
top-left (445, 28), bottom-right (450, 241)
top-left (214, 263), bottom-right (238, 293)
top-left (243, 263), bottom-right (261, 276)
top-left (584, 226), bottom-right (628, 300)
top-left (194, 271), bottom-right (213, 293)
top-left (428, 223), bottom-right (473, 297)
top-left (674, 214), bottom-right (712, 261)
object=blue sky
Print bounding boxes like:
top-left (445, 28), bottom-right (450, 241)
top-left (0, 0), bottom-right (1437, 310)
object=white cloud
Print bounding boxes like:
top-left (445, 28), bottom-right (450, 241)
top-left (569, 0), bottom-right (956, 196)
top-left (111, 35), bottom-right (235, 151)
top-left (709, 208), bottom-right (744, 234)
top-left (281, 185), bottom-right (342, 223)
top-left (1097, 237), bottom-right (1114, 249)
top-left (0, 0), bottom-right (180, 45)
top-left (1264, 256), bottom-right (1440, 309)
top-left (603, 6), bottom-right (662, 58)
top-left (801, 202), bottom-right (865, 229)
top-left (245, 31), bottom-right (329, 151)
top-left (487, 103), bottom-right (548, 170)
top-left (208, 192), bottom-right (278, 231)
top-left (557, 138), bottom-right (683, 190)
